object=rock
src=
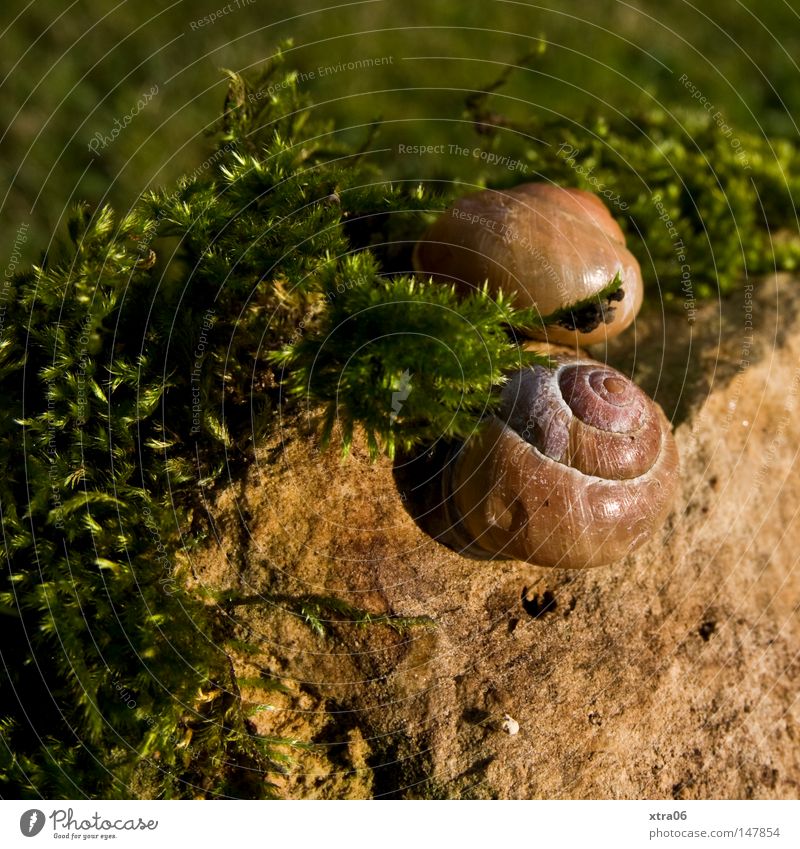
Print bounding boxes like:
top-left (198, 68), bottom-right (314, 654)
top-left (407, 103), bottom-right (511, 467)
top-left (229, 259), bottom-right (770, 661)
top-left (192, 273), bottom-right (800, 799)
top-left (501, 715), bottom-right (520, 736)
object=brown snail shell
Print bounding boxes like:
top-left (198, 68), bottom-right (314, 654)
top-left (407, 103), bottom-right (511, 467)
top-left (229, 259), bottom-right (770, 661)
top-left (431, 354), bottom-right (678, 568)
top-left (413, 183), bottom-right (643, 346)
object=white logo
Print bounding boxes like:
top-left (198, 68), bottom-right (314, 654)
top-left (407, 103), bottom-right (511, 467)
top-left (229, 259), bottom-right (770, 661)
top-left (390, 369), bottom-right (413, 423)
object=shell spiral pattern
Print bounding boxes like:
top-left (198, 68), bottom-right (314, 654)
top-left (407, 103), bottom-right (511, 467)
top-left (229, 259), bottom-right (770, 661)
top-left (438, 355), bottom-right (679, 568)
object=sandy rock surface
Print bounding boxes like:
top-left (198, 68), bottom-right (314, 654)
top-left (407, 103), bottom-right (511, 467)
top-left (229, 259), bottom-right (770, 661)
top-left (192, 274), bottom-right (800, 799)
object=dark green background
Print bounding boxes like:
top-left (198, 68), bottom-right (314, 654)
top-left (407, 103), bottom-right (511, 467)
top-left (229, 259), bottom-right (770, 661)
top-left (2, 0), bottom-right (799, 265)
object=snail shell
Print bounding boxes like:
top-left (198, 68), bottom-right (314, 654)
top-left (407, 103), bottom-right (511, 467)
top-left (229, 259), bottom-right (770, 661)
top-left (435, 354), bottom-right (679, 568)
top-left (413, 183), bottom-right (643, 346)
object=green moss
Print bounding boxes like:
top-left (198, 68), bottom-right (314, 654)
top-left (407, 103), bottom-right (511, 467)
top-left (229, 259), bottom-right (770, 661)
top-left (0, 51), bottom-right (530, 798)
top-left (466, 48), bottom-right (800, 298)
top-left (2, 42), bottom-right (798, 799)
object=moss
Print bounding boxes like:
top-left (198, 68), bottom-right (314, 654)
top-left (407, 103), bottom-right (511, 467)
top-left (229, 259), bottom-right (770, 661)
top-left (2, 43), bottom-right (797, 798)
top-left (466, 47), bottom-right (800, 299)
top-left (0, 51), bottom-right (533, 798)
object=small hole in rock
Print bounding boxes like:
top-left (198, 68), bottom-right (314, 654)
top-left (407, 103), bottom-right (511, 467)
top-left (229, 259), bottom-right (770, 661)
top-left (521, 588), bottom-right (557, 618)
top-left (698, 620), bottom-right (716, 641)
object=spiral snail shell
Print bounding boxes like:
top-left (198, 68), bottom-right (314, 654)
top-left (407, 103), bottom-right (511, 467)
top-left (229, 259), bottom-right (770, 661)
top-left (430, 354), bottom-right (679, 568)
top-left (413, 183), bottom-right (643, 346)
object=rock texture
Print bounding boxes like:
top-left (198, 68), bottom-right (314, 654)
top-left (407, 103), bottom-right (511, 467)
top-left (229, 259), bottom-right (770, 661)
top-left (191, 273), bottom-right (800, 799)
